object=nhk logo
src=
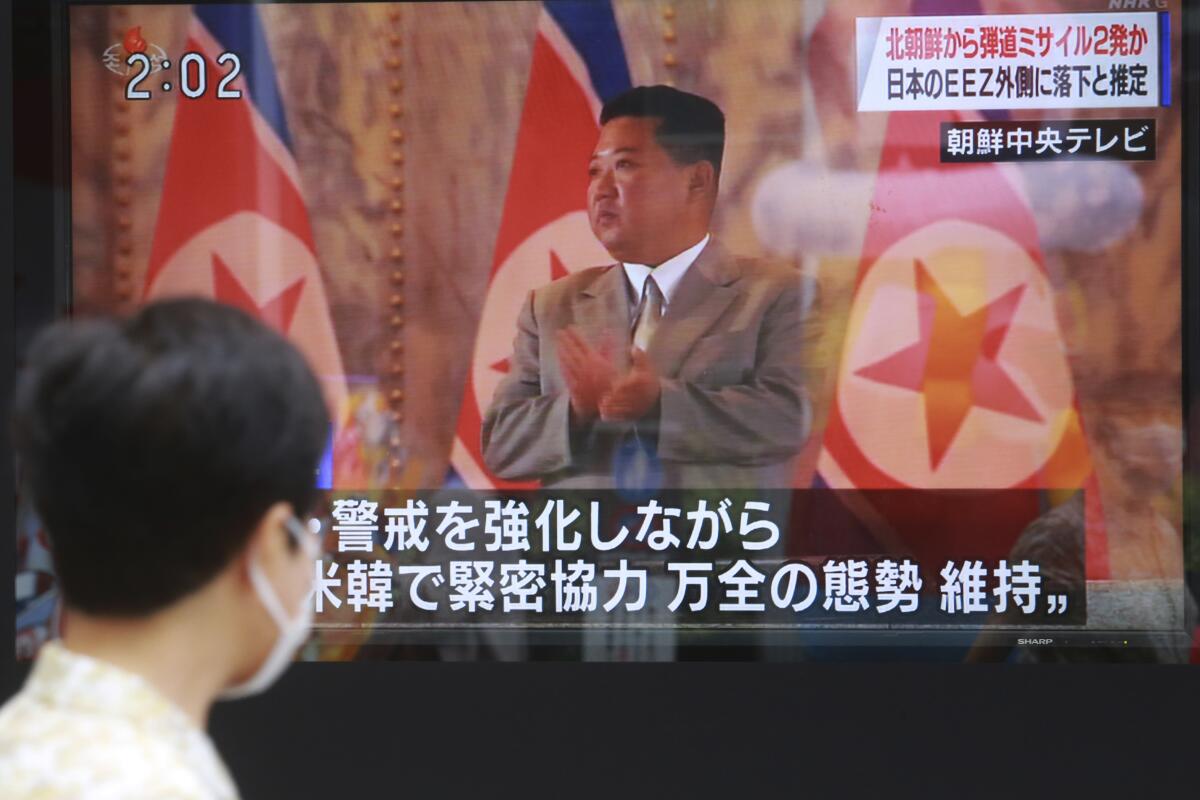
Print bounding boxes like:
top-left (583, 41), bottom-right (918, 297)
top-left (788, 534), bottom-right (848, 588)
top-left (1107, 0), bottom-right (1168, 9)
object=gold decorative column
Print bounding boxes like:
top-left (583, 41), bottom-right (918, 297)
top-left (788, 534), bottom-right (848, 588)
top-left (111, 6), bottom-right (135, 309)
top-left (385, 5), bottom-right (406, 488)
top-left (661, 5), bottom-right (678, 86)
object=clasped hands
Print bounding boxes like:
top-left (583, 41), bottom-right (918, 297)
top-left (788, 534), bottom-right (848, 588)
top-left (556, 327), bottom-right (659, 423)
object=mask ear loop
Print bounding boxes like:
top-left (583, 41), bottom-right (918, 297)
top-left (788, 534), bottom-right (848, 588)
top-left (245, 517), bottom-right (303, 628)
top-left (247, 558), bottom-right (292, 629)
top-left (284, 516), bottom-right (321, 559)
top-left (282, 516), bottom-right (320, 610)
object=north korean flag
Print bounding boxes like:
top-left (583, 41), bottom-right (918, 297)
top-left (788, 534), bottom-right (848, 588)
top-left (449, 1), bottom-right (631, 489)
top-left (144, 5), bottom-right (349, 486)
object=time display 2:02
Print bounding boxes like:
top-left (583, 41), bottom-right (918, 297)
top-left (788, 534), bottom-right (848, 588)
top-left (125, 51), bottom-right (242, 100)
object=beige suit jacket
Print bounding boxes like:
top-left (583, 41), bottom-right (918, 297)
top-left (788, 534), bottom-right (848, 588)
top-left (481, 241), bottom-right (816, 488)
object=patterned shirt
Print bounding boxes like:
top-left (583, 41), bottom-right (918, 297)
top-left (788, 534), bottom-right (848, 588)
top-left (0, 641), bottom-right (239, 799)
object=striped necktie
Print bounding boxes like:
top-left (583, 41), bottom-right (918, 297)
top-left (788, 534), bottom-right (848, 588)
top-left (632, 276), bottom-right (663, 352)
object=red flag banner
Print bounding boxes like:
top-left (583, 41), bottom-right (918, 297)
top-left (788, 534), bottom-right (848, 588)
top-left (143, 9), bottom-right (349, 483)
top-left (450, 4), bottom-right (631, 489)
top-left (816, 110), bottom-right (1110, 579)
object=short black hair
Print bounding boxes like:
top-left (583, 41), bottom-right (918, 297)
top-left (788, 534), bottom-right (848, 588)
top-left (13, 298), bottom-right (331, 616)
top-left (600, 85), bottom-right (725, 181)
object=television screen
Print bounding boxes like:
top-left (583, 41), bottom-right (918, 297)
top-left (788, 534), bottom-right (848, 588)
top-left (15, 0), bottom-right (1197, 663)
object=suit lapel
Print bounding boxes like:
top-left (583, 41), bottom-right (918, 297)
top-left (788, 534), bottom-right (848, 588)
top-left (648, 242), bottom-right (741, 377)
top-left (575, 264), bottom-right (633, 373)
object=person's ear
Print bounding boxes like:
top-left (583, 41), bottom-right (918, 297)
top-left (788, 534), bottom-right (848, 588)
top-left (687, 160), bottom-right (716, 200)
top-left (237, 501), bottom-right (296, 587)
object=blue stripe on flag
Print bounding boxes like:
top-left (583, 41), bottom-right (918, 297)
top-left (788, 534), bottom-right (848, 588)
top-left (1159, 11), bottom-right (1171, 107)
top-left (544, 0), bottom-right (632, 103)
top-left (443, 466), bottom-right (468, 489)
top-left (194, 5), bottom-right (294, 150)
top-left (316, 425), bottom-right (334, 489)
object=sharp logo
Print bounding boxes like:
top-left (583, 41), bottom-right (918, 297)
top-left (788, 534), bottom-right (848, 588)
top-left (1017, 638), bottom-right (1055, 645)
top-left (1107, 0), bottom-right (1168, 9)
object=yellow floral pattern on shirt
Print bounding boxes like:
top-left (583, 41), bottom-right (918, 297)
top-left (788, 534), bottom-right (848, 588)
top-left (0, 642), bottom-right (239, 800)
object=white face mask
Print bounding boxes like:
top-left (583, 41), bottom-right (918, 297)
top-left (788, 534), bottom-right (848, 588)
top-left (219, 516), bottom-right (316, 701)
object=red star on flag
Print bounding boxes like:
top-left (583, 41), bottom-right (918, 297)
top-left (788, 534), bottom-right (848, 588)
top-left (855, 259), bottom-right (1042, 470)
top-left (211, 253), bottom-right (306, 334)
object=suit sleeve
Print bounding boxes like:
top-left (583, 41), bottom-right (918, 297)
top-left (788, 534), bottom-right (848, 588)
top-left (480, 289), bottom-right (575, 479)
top-left (654, 274), bottom-right (817, 465)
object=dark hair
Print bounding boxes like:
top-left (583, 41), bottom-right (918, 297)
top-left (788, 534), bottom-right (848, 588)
top-left (599, 85), bottom-right (725, 181)
top-left (13, 298), bottom-right (331, 616)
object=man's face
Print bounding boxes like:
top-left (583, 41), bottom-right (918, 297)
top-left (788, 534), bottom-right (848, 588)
top-left (587, 116), bottom-right (695, 264)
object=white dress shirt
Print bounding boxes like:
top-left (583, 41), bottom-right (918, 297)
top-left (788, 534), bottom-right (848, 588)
top-left (621, 233), bottom-right (711, 313)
